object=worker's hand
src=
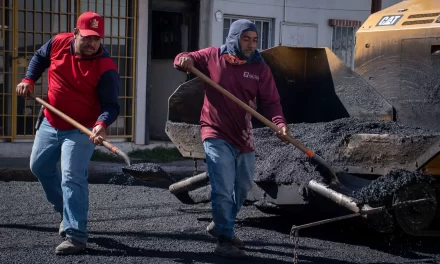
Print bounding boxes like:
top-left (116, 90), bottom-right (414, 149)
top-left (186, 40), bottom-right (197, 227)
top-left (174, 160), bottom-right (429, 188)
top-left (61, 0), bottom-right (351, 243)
top-left (276, 126), bottom-right (289, 143)
top-left (178, 56), bottom-right (194, 74)
top-left (90, 124), bottom-right (106, 146)
top-left (16, 82), bottom-right (34, 98)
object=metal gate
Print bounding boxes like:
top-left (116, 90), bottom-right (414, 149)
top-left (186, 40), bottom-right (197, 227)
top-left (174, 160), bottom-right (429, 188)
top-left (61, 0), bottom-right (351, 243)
top-left (0, 0), bottom-right (136, 142)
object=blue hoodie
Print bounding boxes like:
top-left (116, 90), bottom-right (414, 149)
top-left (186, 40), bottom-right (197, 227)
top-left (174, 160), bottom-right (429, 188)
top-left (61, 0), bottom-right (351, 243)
top-left (220, 19), bottom-right (264, 65)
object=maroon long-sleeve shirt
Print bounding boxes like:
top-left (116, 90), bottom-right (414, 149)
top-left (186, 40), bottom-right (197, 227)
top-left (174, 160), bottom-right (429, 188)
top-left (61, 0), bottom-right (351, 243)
top-left (174, 47), bottom-right (286, 153)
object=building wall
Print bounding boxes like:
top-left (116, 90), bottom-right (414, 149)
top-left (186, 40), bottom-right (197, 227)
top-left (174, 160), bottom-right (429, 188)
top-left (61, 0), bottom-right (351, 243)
top-left (382, 0), bottom-right (404, 9)
top-left (196, 0), bottom-right (403, 70)
top-left (147, 1), bottom-right (199, 140)
top-left (203, 0), bottom-right (403, 49)
top-left (135, 0), bottom-right (149, 144)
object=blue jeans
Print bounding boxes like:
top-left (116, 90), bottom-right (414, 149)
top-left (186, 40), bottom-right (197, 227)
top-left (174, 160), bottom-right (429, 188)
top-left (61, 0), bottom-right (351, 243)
top-left (30, 118), bottom-right (95, 244)
top-left (203, 138), bottom-right (255, 239)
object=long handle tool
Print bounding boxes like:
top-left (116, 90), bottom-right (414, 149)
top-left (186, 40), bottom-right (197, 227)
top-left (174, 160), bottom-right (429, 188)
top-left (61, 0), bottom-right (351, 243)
top-left (189, 66), bottom-right (338, 184)
top-left (29, 93), bottom-right (131, 166)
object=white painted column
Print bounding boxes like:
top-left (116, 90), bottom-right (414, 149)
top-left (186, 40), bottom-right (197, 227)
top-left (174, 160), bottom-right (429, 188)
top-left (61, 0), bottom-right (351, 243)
top-left (134, 0), bottom-right (149, 145)
top-left (199, 0), bottom-right (214, 48)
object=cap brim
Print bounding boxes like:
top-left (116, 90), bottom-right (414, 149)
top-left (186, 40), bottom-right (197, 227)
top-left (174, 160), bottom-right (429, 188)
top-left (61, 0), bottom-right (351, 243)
top-left (80, 29), bottom-right (103, 38)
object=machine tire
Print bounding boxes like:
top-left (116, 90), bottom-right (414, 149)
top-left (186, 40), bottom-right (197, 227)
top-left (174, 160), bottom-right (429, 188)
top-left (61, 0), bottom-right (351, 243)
top-left (392, 183), bottom-right (437, 235)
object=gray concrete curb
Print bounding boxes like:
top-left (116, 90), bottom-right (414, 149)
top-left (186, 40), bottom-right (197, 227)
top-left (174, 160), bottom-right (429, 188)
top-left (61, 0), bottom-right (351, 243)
top-left (0, 159), bottom-right (207, 185)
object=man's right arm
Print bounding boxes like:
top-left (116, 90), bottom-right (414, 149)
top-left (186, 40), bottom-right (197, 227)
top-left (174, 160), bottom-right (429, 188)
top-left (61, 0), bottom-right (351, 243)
top-left (173, 47), bottom-right (213, 75)
top-left (21, 37), bottom-right (54, 86)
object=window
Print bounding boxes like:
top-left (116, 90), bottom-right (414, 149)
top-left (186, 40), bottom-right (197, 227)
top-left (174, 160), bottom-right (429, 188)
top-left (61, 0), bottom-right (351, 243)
top-left (151, 11), bottom-right (184, 60)
top-left (331, 26), bottom-right (356, 69)
top-left (223, 16), bottom-right (273, 50)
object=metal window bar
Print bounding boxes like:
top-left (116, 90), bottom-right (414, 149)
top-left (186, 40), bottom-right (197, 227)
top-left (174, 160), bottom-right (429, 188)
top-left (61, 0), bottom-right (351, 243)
top-left (78, 0), bottom-right (137, 139)
top-left (10, 0), bottom-right (77, 140)
top-left (331, 25), bottom-right (335, 51)
top-left (346, 27), bottom-right (349, 64)
top-left (339, 25), bottom-right (343, 63)
top-left (331, 26), bottom-right (356, 68)
top-left (1, 0), bottom-right (5, 40)
top-left (0, 0), bottom-right (136, 141)
top-left (223, 15), bottom-right (272, 50)
top-left (11, 0), bottom-right (17, 139)
top-left (0, 1), bottom-right (5, 138)
top-left (0, 1), bottom-right (13, 140)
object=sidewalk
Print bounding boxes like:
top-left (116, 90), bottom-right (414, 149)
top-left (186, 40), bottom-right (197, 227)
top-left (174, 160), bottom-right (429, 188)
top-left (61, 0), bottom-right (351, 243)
top-left (0, 157), bottom-right (207, 184)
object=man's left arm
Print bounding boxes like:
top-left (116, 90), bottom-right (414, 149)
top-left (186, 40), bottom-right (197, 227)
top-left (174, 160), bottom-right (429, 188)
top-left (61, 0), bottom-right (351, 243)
top-left (258, 65), bottom-right (287, 129)
top-left (91, 69), bottom-right (120, 144)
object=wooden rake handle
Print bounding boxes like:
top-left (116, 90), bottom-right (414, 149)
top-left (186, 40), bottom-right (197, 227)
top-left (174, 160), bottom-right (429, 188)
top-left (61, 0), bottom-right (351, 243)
top-left (189, 66), bottom-right (338, 183)
top-left (190, 66), bottom-right (313, 156)
top-left (29, 93), bottom-right (131, 166)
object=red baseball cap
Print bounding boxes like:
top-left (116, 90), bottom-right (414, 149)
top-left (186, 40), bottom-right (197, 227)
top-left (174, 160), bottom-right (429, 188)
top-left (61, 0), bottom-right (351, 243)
top-left (76, 11), bottom-right (104, 38)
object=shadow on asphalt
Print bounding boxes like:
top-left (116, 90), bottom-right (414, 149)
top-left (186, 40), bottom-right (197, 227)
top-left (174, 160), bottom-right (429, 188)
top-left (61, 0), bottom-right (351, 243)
top-left (0, 223), bottom-right (296, 263)
top-left (2, 210), bottom-right (440, 264)
top-left (235, 213), bottom-right (440, 263)
top-left (87, 236), bottom-right (296, 264)
top-left (86, 236), bottom-right (362, 264)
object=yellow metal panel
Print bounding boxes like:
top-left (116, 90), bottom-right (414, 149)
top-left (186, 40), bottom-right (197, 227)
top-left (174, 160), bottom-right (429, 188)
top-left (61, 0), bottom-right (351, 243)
top-left (78, 0), bottom-right (137, 140)
top-left (358, 0), bottom-right (440, 33)
top-left (1, 0), bottom-right (137, 141)
top-left (11, 0), bottom-right (17, 141)
top-left (1, 0), bottom-right (4, 40)
top-left (131, 0), bottom-right (137, 140)
top-left (11, 0), bottom-right (78, 140)
top-left (423, 155), bottom-right (440, 176)
top-left (0, 1), bottom-right (9, 139)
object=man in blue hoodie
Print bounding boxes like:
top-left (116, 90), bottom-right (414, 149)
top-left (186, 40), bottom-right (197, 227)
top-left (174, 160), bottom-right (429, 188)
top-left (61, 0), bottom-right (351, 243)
top-left (175, 19), bottom-right (288, 258)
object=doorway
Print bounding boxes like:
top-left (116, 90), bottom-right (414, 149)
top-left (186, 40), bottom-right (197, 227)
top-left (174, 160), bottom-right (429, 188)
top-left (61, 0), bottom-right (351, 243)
top-left (148, 0), bottom-right (199, 140)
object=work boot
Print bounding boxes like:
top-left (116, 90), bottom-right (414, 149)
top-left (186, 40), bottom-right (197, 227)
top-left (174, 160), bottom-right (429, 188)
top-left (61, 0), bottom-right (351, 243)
top-left (59, 220), bottom-right (66, 238)
top-left (214, 236), bottom-right (246, 258)
top-left (55, 238), bottom-right (86, 255)
top-left (207, 221), bottom-right (245, 249)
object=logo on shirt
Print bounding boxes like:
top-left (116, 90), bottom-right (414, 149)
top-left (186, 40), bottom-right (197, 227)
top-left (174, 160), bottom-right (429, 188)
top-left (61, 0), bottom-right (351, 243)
top-left (90, 19), bottom-right (99, 28)
top-left (243, 72), bottom-right (259, 80)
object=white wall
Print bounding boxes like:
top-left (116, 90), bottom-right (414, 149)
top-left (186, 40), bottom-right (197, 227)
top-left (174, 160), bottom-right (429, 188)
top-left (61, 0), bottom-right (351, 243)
top-left (135, 0), bottom-right (149, 144)
top-left (382, 0), bottom-right (404, 9)
top-left (207, 0), bottom-right (402, 49)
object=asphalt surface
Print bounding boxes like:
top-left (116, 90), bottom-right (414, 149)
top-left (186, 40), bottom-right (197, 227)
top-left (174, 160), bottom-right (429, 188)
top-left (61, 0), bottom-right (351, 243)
top-left (1, 181), bottom-right (440, 264)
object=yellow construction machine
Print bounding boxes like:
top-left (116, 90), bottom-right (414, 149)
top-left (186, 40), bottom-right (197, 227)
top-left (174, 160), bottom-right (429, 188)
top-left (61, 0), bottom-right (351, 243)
top-left (355, 0), bottom-right (440, 175)
top-left (164, 0), bottom-right (440, 236)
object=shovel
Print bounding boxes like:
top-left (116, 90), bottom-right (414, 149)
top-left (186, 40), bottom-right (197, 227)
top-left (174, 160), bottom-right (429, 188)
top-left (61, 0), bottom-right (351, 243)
top-left (188, 66), bottom-right (339, 184)
top-left (28, 93), bottom-right (131, 166)
top-left (29, 93), bottom-right (202, 204)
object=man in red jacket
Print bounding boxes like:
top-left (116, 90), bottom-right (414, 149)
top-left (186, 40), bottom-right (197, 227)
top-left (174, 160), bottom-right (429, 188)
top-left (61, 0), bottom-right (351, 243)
top-left (174, 19), bottom-right (288, 258)
top-left (16, 12), bottom-right (119, 255)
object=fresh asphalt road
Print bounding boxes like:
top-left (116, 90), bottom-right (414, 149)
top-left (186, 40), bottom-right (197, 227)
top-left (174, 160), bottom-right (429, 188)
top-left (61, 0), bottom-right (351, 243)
top-left (1, 181), bottom-right (439, 264)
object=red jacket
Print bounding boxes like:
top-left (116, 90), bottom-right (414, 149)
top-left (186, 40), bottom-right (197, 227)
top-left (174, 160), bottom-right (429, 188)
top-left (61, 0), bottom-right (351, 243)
top-left (174, 47), bottom-right (286, 153)
top-left (22, 33), bottom-right (120, 130)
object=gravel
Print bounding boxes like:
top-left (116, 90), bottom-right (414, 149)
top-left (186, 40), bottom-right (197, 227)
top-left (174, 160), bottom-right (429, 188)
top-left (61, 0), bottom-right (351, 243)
top-left (1, 181), bottom-right (440, 263)
top-left (253, 117), bottom-right (439, 189)
top-left (352, 168), bottom-right (433, 205)
top-left (121, 163), bottom-right (176, 185)
top-left (108, 172), bottom-right (142, 186)
top-left (144, 118), bottom-right (439, 206)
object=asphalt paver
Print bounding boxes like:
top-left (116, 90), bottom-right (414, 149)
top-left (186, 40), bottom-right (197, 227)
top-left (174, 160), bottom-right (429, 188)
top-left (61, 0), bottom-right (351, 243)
top-left (1, 181), bottom-right (439, 264)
